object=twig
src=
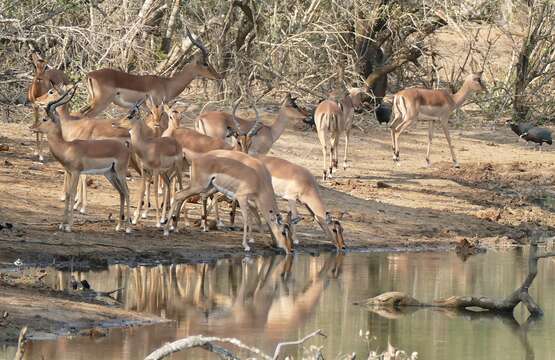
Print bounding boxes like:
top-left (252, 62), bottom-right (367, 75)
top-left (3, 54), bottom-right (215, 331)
top-left (272, 329), bottom-right (326, 360)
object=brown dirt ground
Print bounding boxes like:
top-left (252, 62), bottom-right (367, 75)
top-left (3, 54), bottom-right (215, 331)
top-left (1, 105), bottom-right (555, 343)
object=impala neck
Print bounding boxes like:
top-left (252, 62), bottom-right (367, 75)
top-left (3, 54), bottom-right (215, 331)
top-left (129, 119), bottom-right (149, 149)
top-left (270, 107), bottom-right (290, 142)
top-left (166, 64), bottom-right (199, 99)
top-left (56, 104), bottom-right (72, 121)
top-left (452, 81), bottom-right (474, 109)
top-left (45, 125), bottom-right (69, 161)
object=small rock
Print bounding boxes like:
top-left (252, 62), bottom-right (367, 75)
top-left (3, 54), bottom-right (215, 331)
top-left (0, 145), bottom-right (9, 151)
top-left (376, 181), bottom-right (391, 189)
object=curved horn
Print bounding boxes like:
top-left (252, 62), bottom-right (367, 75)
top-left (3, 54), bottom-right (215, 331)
top-left (185, 26), bottom-right (209, 60)
top-left (46, 84), bottom-right (77, 121)
top-left (246, 103), bottom-right (263, 137)
top-left (231, 95), bottom-right (244, 134)
top-left (127, 97), bottom-right (146, 119)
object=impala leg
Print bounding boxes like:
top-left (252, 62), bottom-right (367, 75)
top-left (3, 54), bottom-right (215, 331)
top-left (133, 173), bottom-right (147, 224)
top-left (66, 172), bottom-right (80, 232)
top-left (288, 199), bottom-right (300, 244)
top-left (321, 144), bottom-right (328, 180)
top-left (80, 176), bottom-right (87, 214)
top-left (142, 176), bottom-right (151, 219)
top-left (60, 173), bottom-right (72, 230)
top-left (237, 197), bottom-right (252, 252)
top-left (160, 173), bottom-right (172, 225)
top-left (392, 116), bottom-right (415, 165)
top-left (343, 130), bottom-right (350, 170)
top-left (201, 195), bottom-right (208, 232)
top-left (229, 200), bottom-right (237, 227)
top-left (119, 175), bottom-right (132, 233)
top-left (425, 120), bottom-right (434, 167)
top-left (439, 119), bottom-right (459, 168)
top-left (60, 172), bottom-right (68, 201)
top-left (213, 195), bottom-right (225, 228)
top-left (106, 172), bottom-right (124, 232)
top-left (153, 170), bottom-right (161, 227)
top-left (164, 184), bottom-right (205, 236)
top-left (32, 105), bottom-right (44, 162)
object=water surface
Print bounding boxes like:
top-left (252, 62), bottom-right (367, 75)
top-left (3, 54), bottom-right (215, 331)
top-left (2, 249), bottom-right (554, 359)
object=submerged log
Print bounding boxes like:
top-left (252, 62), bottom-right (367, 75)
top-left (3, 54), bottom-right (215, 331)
top-left (357, 241), bottom-right (551, 317)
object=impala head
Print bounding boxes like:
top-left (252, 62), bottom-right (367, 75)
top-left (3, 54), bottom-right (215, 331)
top-left (281, 93), bottom-right (309, 120)
top-left (145, 96), bottom-right (165, 130)
top-left (268, 210), bottom-right (294, 254)
top-left (35, 83), bottom-right (66, 107)
top-left (465, 72), bottom-right (486, 92)
top-left (30, 52), bottom-right (47, 76)
top-left (31, 85), bottom-right (76, 134)
top-left (348, 87), bottom-right (365, 110)
top-left (163, 103), bottom-right (185, 129)
top-left (325, 212), bottom-right (346, 250)
top-left (185, 26), bottom-right (223, 80)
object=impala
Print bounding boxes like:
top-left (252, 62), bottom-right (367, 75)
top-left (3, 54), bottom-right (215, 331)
top-left (195, 93), bottom-right (308, 154)
top-left (255, 155), bottom-right (346, 250)
top-left (119, 97), bottom-right (184, 227)
top-left (389, 72), bottom-right (486, 168)
top-left (35, 85), bottom-right (139, 214)
top-left (81, 28), bottom-right (222, 117)
top-left (30, 90), bottom-right (132, 233)
top-left (27, 52), bottom-right (70, 161)
top-left (163, 104), bottom-right (234, 224)
top-left (314, 87), bottom-right (364, 180)
top-left (163, 150), bottom-right (293, 254)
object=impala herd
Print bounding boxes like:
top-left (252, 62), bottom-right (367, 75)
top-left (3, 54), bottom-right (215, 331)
top-left (25, 28), bottom-right (486, 255)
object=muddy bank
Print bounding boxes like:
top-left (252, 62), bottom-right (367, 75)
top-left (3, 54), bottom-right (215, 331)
top-left (0, 268), bottom-right (166, 345)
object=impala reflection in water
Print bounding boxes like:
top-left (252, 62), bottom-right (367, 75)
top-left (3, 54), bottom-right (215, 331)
top-left (11, 250), bottom-right (555, 360)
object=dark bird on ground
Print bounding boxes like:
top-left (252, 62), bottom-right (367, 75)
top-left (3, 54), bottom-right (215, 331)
top-left (521, 126), bottom-right (552, 148)
top-left (508, 121), bottom-right (533, 137)
top-left (70, 276), bottom-right (78, 290)
top-left (81, 279), bottom-right (91, 290)
top-left (375, 102), bottom-right (392, 124)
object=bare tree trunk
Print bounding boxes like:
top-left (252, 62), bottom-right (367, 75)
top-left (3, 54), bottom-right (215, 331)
top-left (160, 0), bottom-right (180, 54)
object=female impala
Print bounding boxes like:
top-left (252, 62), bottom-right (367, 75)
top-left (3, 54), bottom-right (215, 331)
top-left (82, 28), bottom-right (222, 117)
top-left (163, 150), bottom-right (293, 254)
top-left (120, 97), bottom-right (184, 227)
top-left (389, 72), bottom-right (486, 167)
top-left (35, 85), bottom-right (139, 214)
top-left (31, 92), bottom-right (132, 233)
top-left (255, 155), bottom-right (345, 250)
top-left (195, 93), bottom-right (308, 154)
top-left (314, 88), bottom-right (364, 180)
top-left (27, 52), bottom-right (70, 161)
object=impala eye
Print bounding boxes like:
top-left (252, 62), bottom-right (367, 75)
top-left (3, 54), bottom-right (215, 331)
top-left (48, 89), bottom-right (54, 95)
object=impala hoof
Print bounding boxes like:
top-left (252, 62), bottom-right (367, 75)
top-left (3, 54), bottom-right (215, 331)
top-left (243, 245), bottom-right (251, 252)
top-left (141, 212), bottom-right (148, 219)
top-left (216, 220), bottom-right (225, 229)
top-left (115, 224), bottom-right (122, 232)
top-left (293, 239), bottom-right (300, 245)
top-left (131, 217), bottom-right (139, 225)
top-left (248, 238), bottom-right (255, 244)
top-left (63, 225), bottom-right (72, 232)
top-left (453, 161), bottom-right (460, 168)
top-left (79, 208), bottom-right (86, 214)
top-left (163, 229), bottom-right (170, 236)
top-left (125, 227), bottom-right (132, 234)
top-left (60, 196), bottom-right (66, 202)
top-left (155, 222), bottom-right (161, 228)
top-left (38, 155), bottom-right (44, 162)
top-left (58, 224), bottom-right (65, 230)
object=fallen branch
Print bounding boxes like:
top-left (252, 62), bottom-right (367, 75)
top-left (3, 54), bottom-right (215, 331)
top-left (356, 241), bottom-right (552, 317)
top-left (144, 329), bottom-right (325, 360)
top-left (144, 335), bottom-right (271, 360)
top-left (272, 329), bottom-right (325, 360)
